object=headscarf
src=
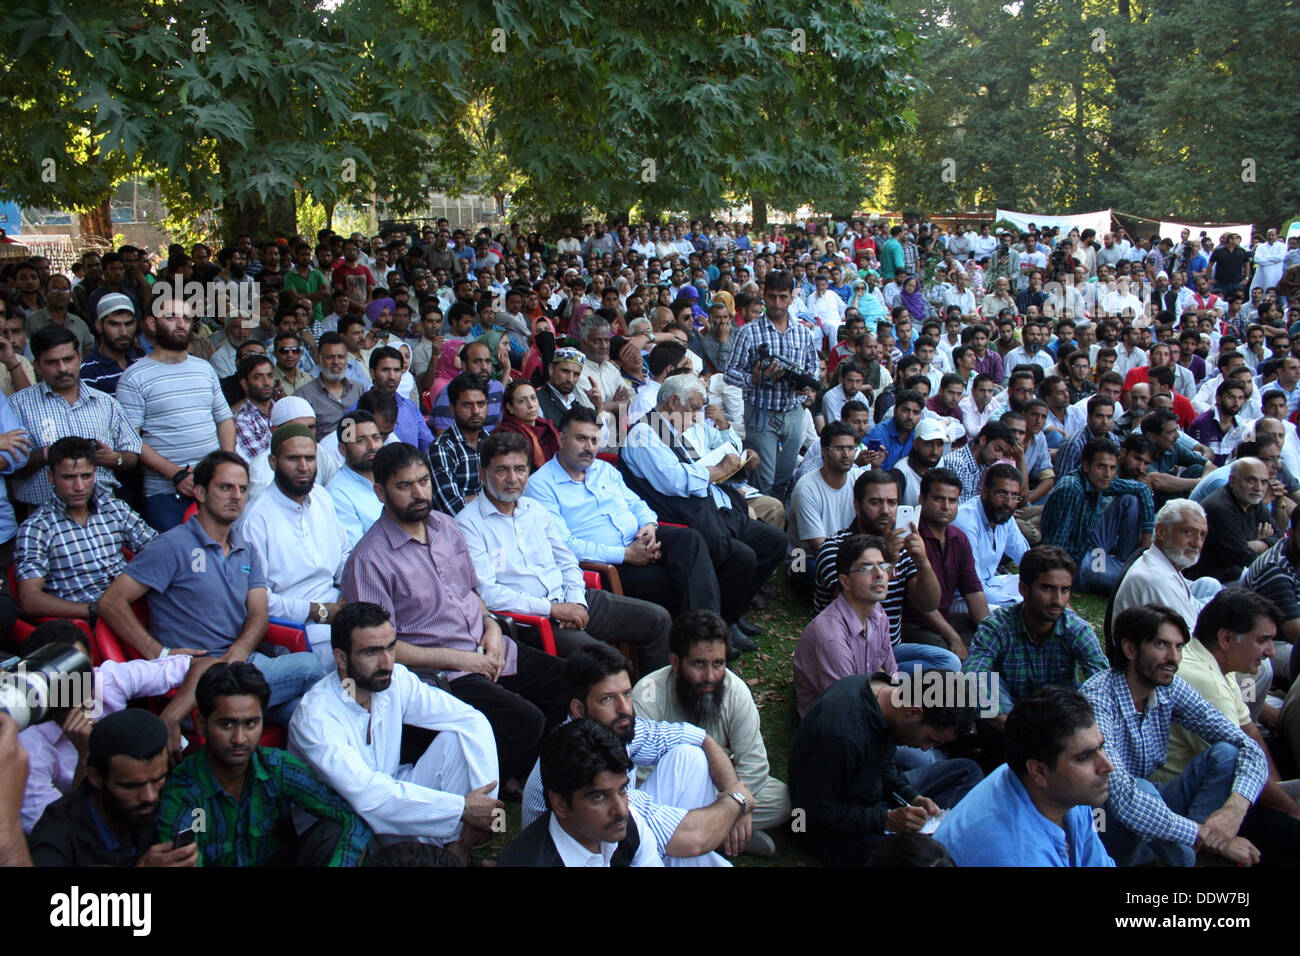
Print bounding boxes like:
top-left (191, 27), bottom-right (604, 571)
top-left (712, 290), bottom-right (735, 323)
top-left (431, 339), bottom-right (464, 397)
top-left (900, 276), bottom-right (928, 322)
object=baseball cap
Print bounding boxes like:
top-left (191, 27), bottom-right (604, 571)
top-left (915, 418), bottom-right (948, 441)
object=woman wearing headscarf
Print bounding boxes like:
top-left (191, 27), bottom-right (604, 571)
top-left (425, 339), bottom-right (465, 412)
top-left (494, 380), bottom-right (560, 471)
top-left (848, 275), bottom-right (889, 331)
top-left (899, 276), bottom-right (929, 323)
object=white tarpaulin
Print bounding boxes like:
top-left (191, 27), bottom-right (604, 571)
top-left (995, 208), bottom-right (1112, 238)
top-left (1158, 221), bottom-right (1253, 248)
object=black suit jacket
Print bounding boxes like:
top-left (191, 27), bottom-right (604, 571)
top-left (497, 810), bottom-right (642, 867)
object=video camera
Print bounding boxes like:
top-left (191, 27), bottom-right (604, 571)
top-left (755, 343), bottom-right (822, 392)
top-left (0, 642), bottom-right (92, 731)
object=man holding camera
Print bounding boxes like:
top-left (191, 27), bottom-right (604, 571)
top-left (724, 271), bottom-right (819, 502)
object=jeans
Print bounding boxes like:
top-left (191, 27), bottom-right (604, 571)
top-left (895, 643), bottom-right (963, 672)
top-left (743, 404), bottom-right (806, 502)
top-left (143, 492), bottom-right (194, 533)
top-left (248, 651), bottom-right (327, 724)
top-left (1076, 493), bottom-right (1140, 594)
top-left (1099, 741), bottom-right (1238, 867)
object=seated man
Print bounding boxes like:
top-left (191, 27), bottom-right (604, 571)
top-left (247, 396), bottom-right (341, 501)
top-left (633, 610), bottom-right (792, 855)
top-left (620, 374), bottom-right (785, 634)
top-left (789, 422), bottom-right (867, 557)
top-left (289, 603), bottom-right (500, 863)
top-left (951, 463), bottom-right (1029, 609)
top-left (523, 644), bottom-right (756, 865)
top-left (935, 419), bottom-right (1015, 505)
top-left (1042, 437), bottom-right (1154, 593)
top-left (963, 545), bottom-right (1108, 728)
top-left (795, 534), bottom-right (897, 717)
top-left (235, 424), bottom-right (350, 667)
top-left (935, 686), bottom-right (1115, 867)
top-left (788, 670), bottom-right (982, 867)
top-left (429, 339), bottom-right (505, 435)
top-left (1082, 604), bottom-right (1267, 866)
top-left (29, 710), bottom-right (198, 866)
top-left (14, 436), bottom-right (157, 625)
top-left (97, 450), bottom-right (325, 723)
top-left (1154, 589), bottom-right (1300, 863)
top-left (326, 409), bottom-right (385, 548)
top-left (341, 442), bottom-right (567, 795)
top-left (498, 719), bottom-right (662, 867)
top-left (1112, 498), bottom-right (1224, 634)
top-left (1188, 457), bottom-right (1281, 584)
top-left (429, 372), bottom-right (488, 516)
top-left (524, 406), bottom-right (720, 622)
top-left (18, 620), bottom-right (200, 831)
top-left (356, 346), bottom-right (432, 451)
top-left (455, 430), bottom-right (672, 673)
top-left (158, 662), bottom-right (373, 866)
top-left (863, 389), bottom-right (925, 470)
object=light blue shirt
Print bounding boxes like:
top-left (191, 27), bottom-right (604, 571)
top-left (952, 497), bottom-right (1029, 606)
top-left (326, 465), bottom-right (383, 549)
top-left (935, 764), bottom-right (1114, 867)
top-left (622, 419), bottom-right (731, 510)
top-left (0, 393), bottom-right (30, 542)
top-left (524, 457), bottom-right (656, 564)
top-left (454, 493), bottom-right (587, 616)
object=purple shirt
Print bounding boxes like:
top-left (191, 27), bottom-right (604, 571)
top-left (341, 509), bottom-right (517, 680)
top-left (972, 349), bottom-right (1004, 383)
top-left (903, 522), bottom-right (982, 623)
top-left (1186, 409), bottom-right (1243, 466)
top-left (793, 593), bottom-right (896, 717)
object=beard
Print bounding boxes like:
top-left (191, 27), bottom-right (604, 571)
top-left (321, 367), bottom-right (346, 383)
top-left (675, 670), bottom-right (724, 728)
top-left (158, 324), bottom-right (192, 350)
top-left (274, 469), bottom-right (316, 498)
top-left (346, 657), bottom-right (392, 693)
top-left (229, 264), bottom-right (246, 279)
top-left (101, 785), bottom-right (158, 831)
top-left (1160, 543), bottom-right (1200, 570)
top-left (394, 499), bottom-right (431, 523)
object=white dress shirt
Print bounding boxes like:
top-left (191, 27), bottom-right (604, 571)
top-left (234, 484), bottom-right (349, 622)
top-left (289, 665), bottom-right (498, 844)
top-left (546, 808), bottom-right (663, 867)
top-left (247, 445), bottom-right (342, 503)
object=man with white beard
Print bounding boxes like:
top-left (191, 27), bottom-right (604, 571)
top-left (1112, 499), bottom-right (1224, 631)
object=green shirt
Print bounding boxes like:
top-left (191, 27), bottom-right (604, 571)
top-left (156, 746), bottom-right (372, 867)
top-left (283, 267), bottom-right (330, 321)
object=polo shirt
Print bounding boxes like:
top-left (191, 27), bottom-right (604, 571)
top-left (123, 516), bottom-right (266, 652)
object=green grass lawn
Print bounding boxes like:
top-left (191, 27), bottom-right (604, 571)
top-left (481, 577), bottom-right (1110, 866)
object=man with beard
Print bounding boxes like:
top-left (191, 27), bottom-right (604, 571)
top-left (156, 663), bottom-right (373, 866)
top-left (10, 326), bottom-right (140, 507)
top-left (342, 443), bottom-right (567, 797)
top-left (232, 353), bottom-right (277, 463)
top-left (952, 463), bottom-right (1030, 609)
top-left (116, 293), bottom-right (235, 531)
top-left (99, 450), bottom-right (325, 724)
top-left (1113, 498), bottom-right (1224, 631)
top-left (633, 610), bottom-right (790, 855)
top-left (936, 687), bottom-right (1115, 867)
top-left (429, 339), bottom-right (506, 435)
top-left (80, 294), bottom-right (143, 396)
top-left (235, 425), bottom-right (349, 666)
top-left (289, 601), bottom-right (500, 863)
top-left (523, 644), bottom-right (755, 864)
top-left (356, 347), bottom-right (431, 451)
top-left (455, 431), bottom-right (672, 674)
top-left (297, 332), bottom-right (366, 443)
top-left (29, 710), bottom-right (198, 866)
top-left (892, 418), bottom-right (946, 507)
top-left (499, 719), bottom-right (661, 867)
top-left (790, 422), bottom-right (869, 558)
top-left (429, 374), bottom-right (487, 516)
top-left (327, 410), bottom-right (386, 547)
top-left (1083, 605), bottom-right (1265, 866)
top-left (1189, 458), bottom-right (1281, 584)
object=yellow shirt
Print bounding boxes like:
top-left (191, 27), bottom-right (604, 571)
top-left (1157, 637), bottom-right (1251, 781)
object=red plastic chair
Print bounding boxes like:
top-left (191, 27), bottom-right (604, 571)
top-left (8, 563), bottom-right (97, 647)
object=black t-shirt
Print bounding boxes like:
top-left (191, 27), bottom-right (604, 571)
top-left (1208, 246), bottom-right (1250, 284)
top-left (28, 783), bottom-right (154, 867)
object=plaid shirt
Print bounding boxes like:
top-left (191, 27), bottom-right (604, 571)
top-left (724, 316), bottom-right (819, 412)
top-left (1081, 669), bottom-right (1267, 847)
top-left (15, 488), bottom-right (156, 603)
top-left (1041, 470), bottom-right (1154, 564)
top-left (156, 747), bottom-right (372, 867)
top-left (963, 602), bottom-right (1107, 713)
top-left (937, 444), bottom-right (984, 504)
top-left (429, 420), bottom-right (482, 516)
top-left (9, 380), bottom-right (141, 505)
top-left (233, 401), bottom-right (273, 461)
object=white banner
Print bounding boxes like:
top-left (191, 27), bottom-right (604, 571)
top-left (1158, 221), bottom-right (1253, 248)
top-left (995, 208), bottom-right (1112, 238)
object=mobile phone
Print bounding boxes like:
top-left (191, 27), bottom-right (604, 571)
top-left (173, 825), bottom-right (196, 849)
top-left (867, 439), bottom-right (884, 452)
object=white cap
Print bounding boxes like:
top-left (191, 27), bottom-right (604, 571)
top-left (270, 396), bottom-right (314, 427)
top-left (914, 418), bottom-right (948, 441)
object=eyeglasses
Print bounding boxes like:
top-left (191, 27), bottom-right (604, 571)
top-left (990, 489), bottom-right (1023, 502)
top-left (277, 347), bottom-right (301, 354)
top-left (848, 562), bottom-right (893, 577)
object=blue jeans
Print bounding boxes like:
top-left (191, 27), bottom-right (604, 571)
top-left (1099, 741), bottom-right (1239, 867)
top-left (895, 643), bottom-right (963, 673)
top-left (1076, 493), bottom-right (1140, 594)
top-left (248, 651), bottom-right (326, 724)
top-left (143, 492), bottom-right (193, 533)
top-left (743, 404), bottom-right (806, 502)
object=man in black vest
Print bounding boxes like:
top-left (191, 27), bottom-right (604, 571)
top-left (497, 719), bottom-right (661, 867)
top-left (619, 374), bottom-right (786, 645)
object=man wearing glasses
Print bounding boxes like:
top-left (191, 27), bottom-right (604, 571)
top-left (272, 330), bottom-right (312, 396)
top-left (953, 463), bottom-right (1030, 609)
top-left (794, 534), bottom-right (897, 718)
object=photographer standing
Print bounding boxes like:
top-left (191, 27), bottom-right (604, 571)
top-left (725, 271), bottom-right (819, 501)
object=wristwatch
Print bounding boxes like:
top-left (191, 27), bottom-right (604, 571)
top-left (316, 603), bottom-right (329, 623)
top-left (114, 453), bottom-right (124, 468)
top-left (157, 647), bottom-right (171, 659)
top-left (727, 791), bottom-right (749, 814)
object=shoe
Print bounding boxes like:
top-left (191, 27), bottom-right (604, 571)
top-left (728, 624), bottom-right (758, 652)
top-left (759, 582), bottom-right (780, 598)
top-left (744, 830), bottom-right (776, 857)
top-left (726, 643), bottom-right (742, 662)
top-left (736, 617), bottom-right (764, 637)
top-left (747, 593), bottom-right (771, 611)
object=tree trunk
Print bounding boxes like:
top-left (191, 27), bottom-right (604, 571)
top-left (220, 193), bottom-right (298, 241)
top-left (77, 198), bottom-right (113, 243)
top-left (751, 192), bottom-right (768, 232)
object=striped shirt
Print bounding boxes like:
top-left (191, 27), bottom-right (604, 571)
top-left (116, 355), bottom-right (232, 496)
top-left (15, 489), bottom-right (157, 603)
top-left (1242, 538), bottom-right (1300, 621)
top-left (9, 381), bottom-right (142, 505)
top-left (1081, 668), bottom-right (1267, 847)
top-left (341, 509), bottom-right (515, 681)
top-left (937, 444), bottom-right (984, 504)
top-left (156, 747), bottom-right (373, 867)
top-left (814, 524), bottom-right (918, 645)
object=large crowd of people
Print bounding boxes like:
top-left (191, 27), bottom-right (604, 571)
top-left (2, 214), bottom-right (1300, 867)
